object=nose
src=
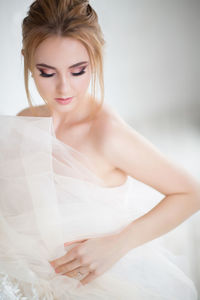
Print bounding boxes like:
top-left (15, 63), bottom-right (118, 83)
top-left (56, 74), bottom-right (71, 96)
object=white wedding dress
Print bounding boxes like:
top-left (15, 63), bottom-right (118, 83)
top-left (0, 115), bottom-right (198, 300)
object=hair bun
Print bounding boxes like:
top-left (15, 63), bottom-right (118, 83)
top-left (75, 0), bottom-right (89, 4)
top-left (70, 0), bottom-right (90, 10)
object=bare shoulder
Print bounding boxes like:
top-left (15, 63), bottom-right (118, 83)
top-left (16, 107), bottom-right (34, 116)
top-left (93, 103), bottom-right (133, 148)
top-left (94, 103), bottom-right (199, 196)
top-left (93, 103), bottom-right (127, 136)
top-left (16, 105), bottom-right (49, 117)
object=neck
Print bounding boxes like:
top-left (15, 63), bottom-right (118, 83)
top-left (49, 94), bottom-right (95, 131)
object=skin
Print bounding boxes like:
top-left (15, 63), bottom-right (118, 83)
top-left (32, 36), bottom-right (93, 129)
top-left (18, 36), bottom-right (200, 287)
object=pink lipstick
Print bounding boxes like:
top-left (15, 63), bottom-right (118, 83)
top-left (55, 97), bottom-right (73, 105)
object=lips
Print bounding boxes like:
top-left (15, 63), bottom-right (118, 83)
top-left (55, 97), bottom-right (74, 105)
top-left (56, 97), bottom-right (73, 101)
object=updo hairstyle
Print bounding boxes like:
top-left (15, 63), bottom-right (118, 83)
top-left (22, 0), bottom-right (105, 121)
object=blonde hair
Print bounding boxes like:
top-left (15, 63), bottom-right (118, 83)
top-left (22, 0), bottom-right (105, 122)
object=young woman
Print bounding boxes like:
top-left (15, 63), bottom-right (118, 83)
top-left (0, 0), bottom-right (199, 299)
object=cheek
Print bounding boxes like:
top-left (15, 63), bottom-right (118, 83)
top-left (74, 74), bottom-right (91, 93)
top-left (34, 78), bottom-right (54, 95)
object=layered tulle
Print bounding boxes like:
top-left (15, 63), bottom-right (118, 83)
top-left (0, 115), bottom-right (198, 299)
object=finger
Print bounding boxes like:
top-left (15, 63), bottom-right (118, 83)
top-left (64, 266), bottom-right (89, 278)
top-left (50, 249), bottom-right (77, 269)
top-left (80, 271), bottom-right (98, 286)
top-left (50, 239), bottom-right (88, 268)
top-left (64, 239), bottom-right (87, 247)
top-left (55, 258), bottom-right (81, 274)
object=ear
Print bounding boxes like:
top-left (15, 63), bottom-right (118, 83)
top-left (21, 49), bottom-right (24, 56)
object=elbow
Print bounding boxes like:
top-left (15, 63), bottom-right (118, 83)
top-left (181, 177), bottom-right (200, 211)
top-left (194, 189), bottom-right (200, 211)
top-left (188, 181), bottom-right (200, 211)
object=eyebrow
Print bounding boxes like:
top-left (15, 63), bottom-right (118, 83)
top-left (36, 61), bottom-right (88, 70)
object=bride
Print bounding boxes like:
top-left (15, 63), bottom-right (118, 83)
top-left (0, 0), bottom-right (199, 299)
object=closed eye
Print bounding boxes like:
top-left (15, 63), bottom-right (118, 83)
top-left (39, 66), bottom-right (87, 78)
top-left (72, 66), bottom-right (87, 76)
top-left (39, 70), bottom-right (55, 78)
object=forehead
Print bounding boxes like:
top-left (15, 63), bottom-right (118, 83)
top-left (33, 36), bottom-right (89, 67)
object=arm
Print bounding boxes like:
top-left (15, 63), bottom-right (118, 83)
top-left (119, 190), bottom-right (200, 253)
top-left (99, 109), bottom-right (200, 254)
top-left (49, 109), bottom-right (200, 286)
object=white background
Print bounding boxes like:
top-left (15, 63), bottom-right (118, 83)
top-left (0, 0), bottom-right (199, 296)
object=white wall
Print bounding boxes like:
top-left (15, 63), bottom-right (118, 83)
top-left (0, 0), bottom-right (199, 128)
top-left (0, 0), bottom-right (199, 295)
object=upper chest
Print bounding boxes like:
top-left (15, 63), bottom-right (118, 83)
top-left (55, 121), bottom-right (113, 175)
top-left (37, 105), bottom-right (127, 186)
top-left (54, 119), bottom-right (126, 186)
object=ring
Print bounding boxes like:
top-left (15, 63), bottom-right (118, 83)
top-left (75, 271), bottom-right (84, 280)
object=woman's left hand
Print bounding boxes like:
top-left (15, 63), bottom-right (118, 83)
top-left (49, 233), bottom-right (127, 286)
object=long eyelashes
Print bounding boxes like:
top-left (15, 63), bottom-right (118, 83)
top-left (39, 71), bottom-right (54, 78)
top-left (39, 66), bottom-right (87, 78)
top-left (72, 68), bottom-right (86, 77)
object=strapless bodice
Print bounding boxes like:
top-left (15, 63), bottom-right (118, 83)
top-left (0, 115), bottom-right (198, 300)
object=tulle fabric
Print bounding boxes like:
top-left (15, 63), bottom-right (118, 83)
top-left (0, 115), bottom-right (198, 299)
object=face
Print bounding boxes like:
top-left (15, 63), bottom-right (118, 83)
top-left (32, 36), bottom-right (92, 114)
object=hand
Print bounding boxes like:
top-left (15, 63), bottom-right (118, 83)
top-left (49, 233), bottom-right (127, 286)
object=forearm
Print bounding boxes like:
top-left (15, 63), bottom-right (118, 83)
top-left (119, 190), bottom-right (200, 254)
